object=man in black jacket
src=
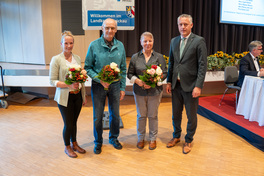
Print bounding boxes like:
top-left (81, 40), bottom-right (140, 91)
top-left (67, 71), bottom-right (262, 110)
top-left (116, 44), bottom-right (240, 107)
top-left (237, 40), bottom-right (264, 87)
top-left (166, 14), bottom-right (207, 154)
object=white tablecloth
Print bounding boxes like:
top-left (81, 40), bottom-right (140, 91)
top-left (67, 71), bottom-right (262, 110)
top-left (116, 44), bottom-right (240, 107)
top-left (236, 75), bottom-right (264, 126)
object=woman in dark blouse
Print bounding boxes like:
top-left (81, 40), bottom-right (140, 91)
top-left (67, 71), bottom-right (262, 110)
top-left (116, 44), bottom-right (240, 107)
top-left (127, 32), bottom-right (167, 150)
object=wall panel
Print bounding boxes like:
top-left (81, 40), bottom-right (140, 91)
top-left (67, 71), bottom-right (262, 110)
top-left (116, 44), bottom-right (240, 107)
top-left (0, 2), bottom-right (6, 62)
top-left (19, 0), bottom-right (45, 64)
top-left (1, 0), bottom-right (23, 63)
top-left (0, 0), bottom-right (99, 65)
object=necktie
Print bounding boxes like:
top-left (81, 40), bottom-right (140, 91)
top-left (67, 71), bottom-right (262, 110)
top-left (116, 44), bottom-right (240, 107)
top-left (253, 58), bottom-right (260, 71)
top-left (180, 38), bottom-right (186, 58)
top-left (178, 38), bottom-right (186, 80)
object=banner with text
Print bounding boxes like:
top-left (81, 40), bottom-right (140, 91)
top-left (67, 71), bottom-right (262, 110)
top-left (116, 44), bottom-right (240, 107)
top-left (82, 0), bottom-right (135, 30)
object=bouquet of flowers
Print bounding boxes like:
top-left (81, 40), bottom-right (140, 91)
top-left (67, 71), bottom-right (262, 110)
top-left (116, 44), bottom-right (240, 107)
top-left (97, 62), bottom-right (122, 90)
top-left (139, 64), bottom-right (163, 88)
top-left (65, 64), bottom-right (88, 85)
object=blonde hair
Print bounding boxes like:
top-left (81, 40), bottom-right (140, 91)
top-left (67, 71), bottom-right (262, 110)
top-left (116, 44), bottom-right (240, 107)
top-left (61, 30), bottom-right (74, 43)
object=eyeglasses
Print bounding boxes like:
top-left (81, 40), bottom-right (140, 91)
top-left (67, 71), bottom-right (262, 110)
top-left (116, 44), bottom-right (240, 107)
top-left (104, 27), bottom-right (116, 31)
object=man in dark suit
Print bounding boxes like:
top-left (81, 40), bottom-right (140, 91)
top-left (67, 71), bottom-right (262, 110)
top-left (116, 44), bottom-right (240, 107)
top-left (237, 41), bottom-right (264, 87)
top-left (166, 14), bottom-right (207, 154)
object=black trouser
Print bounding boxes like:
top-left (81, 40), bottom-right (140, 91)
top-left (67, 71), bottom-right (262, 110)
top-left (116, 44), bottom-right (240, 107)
top-left (58, 92), bottom-right (83, 146)
top-left (171, 81), bottom-right (198, 143)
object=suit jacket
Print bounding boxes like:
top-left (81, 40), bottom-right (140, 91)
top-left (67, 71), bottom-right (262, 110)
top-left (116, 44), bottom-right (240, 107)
top-left (167, 33), bottom-right (207, 92)
top-left (237, 53), bottom-right (260, 87)
top-left (49, 52), bottom-right (86, 107)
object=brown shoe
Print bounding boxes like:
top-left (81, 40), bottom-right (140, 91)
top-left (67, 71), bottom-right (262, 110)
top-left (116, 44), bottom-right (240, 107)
top-left (166, 138), bottom-right (180, 148)
top-left (149, 141), bottom-right (156, 150)
top-left (65, 145), bottom-right (77, 158)
top-left (137, 140), bottom-right (144, 149)
top-left (72, 141), bottom-right (86, 154)
top-left (183, 142), bottom-right (192, 154)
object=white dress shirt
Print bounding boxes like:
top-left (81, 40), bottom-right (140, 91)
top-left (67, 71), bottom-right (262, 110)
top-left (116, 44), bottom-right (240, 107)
top-left (250, 53), bottom-right (260, 76)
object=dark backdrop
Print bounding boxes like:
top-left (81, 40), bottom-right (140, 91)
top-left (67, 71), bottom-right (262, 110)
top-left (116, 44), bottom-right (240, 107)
top-left (115, 0), bottom-right (264, 57)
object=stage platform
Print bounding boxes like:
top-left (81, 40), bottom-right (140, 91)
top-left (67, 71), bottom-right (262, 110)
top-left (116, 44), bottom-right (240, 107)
top-left (198, 94), bottom-right (264, 152)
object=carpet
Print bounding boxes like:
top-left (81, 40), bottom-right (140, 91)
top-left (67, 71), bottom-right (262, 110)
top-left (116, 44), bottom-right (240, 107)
top-left (198, 94), bottom-right (264, 151)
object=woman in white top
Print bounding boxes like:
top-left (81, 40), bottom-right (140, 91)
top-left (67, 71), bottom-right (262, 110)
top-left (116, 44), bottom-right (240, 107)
top-left (49, 31), bottom-right (87, 158)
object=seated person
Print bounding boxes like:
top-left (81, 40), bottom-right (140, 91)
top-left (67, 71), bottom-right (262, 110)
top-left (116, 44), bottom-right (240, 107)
top-left (237, 40), bottom-right (264, 87)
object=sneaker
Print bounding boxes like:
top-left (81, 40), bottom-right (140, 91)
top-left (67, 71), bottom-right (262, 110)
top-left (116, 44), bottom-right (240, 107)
top-left (109, 139), bottom-right (122, 150)
top-left (94, 144), bottom-right (102, 154)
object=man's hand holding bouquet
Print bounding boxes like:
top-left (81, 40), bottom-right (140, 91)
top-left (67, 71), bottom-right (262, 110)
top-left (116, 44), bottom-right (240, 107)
top-left (97, 62), bottom-right (122, 90)
top-left (65, 64), bottom-right (88, 93)
top-left (139, 64), bottom-right (163, 89)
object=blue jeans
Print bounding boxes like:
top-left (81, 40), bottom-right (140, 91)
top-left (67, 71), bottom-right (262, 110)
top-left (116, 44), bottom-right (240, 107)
top-left (91, 80), bottom-right (121, 145)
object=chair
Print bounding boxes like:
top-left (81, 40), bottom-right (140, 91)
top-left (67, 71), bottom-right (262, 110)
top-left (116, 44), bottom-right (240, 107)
top-left (219, 66), bottom-right (241, 109)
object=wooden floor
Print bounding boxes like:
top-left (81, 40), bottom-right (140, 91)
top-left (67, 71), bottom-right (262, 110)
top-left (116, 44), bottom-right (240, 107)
top-left (0, 95), bottom-right (264, 176)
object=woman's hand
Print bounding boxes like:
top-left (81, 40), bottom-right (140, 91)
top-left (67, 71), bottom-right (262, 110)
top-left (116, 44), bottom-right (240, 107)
top-left (83, 96), bottom-right (87, 106)
top-left (135, 79), bottom-right (144, 87)
top-left (135, 79), bottom-right (151, 89)
top-left (70, 82), bottom-right (79, 90)
top-left (142, 82), bottom-right (151, 89)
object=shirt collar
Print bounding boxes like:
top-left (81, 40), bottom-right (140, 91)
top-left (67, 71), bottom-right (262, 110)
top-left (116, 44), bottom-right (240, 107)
top-left (249, 53), bottom-right (257, 60)
top-left (103, 36), bottom-right (114, 48)
top-left (140, 50), bottom-right (155, 56)
top-left (181, 32), bottom-right (192, 40)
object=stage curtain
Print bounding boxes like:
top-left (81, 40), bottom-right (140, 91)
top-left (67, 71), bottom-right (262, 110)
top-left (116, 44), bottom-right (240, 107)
top-left (115, 0), bottom-right (264, 57)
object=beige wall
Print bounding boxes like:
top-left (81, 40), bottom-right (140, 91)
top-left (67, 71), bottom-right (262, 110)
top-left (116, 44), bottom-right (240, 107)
top-left (41, 0), bottom-right (61, 65)
top-left (42, 0), bottom-right (99, 64)
top-left (0, 0), bottom-right (99, 65)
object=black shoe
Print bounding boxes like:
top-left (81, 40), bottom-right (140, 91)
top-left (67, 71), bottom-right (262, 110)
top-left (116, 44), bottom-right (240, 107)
top-left (94, 144), bottom-right (102, 154)
top-left (110, 139), bottom-right (122, 150)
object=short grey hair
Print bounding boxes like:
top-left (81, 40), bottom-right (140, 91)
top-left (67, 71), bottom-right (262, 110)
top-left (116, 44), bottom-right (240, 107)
top-left (140, 31), bottom-right (154, 41)
top-left (102, 18), bottom-right (117, 29)
top-left (177, 14), bottom-right (193, 24)
top-left (249, 40), bottom-right (263, 52)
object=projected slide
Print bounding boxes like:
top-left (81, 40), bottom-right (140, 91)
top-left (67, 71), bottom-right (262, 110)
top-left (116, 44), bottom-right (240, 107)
top-left (220, 0), bottom-right (264, 26)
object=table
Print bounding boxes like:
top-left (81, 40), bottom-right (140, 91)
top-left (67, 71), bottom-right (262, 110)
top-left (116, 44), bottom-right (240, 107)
top-left (236, 75), bottom-right (264, 126)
